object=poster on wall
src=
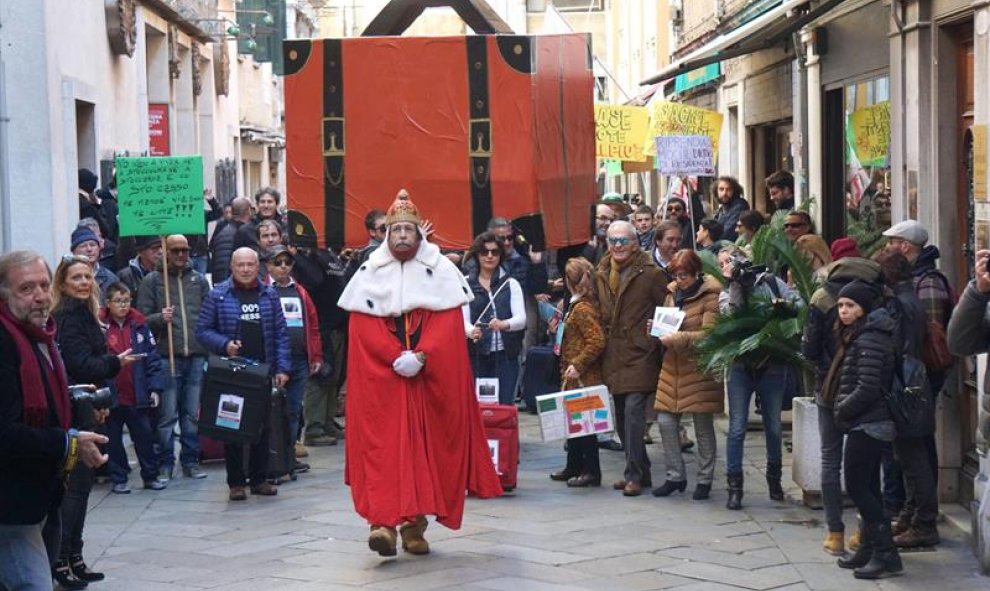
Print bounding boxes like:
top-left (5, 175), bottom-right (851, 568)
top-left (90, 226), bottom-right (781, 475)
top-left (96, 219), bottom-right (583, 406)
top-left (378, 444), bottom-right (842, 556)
top-left (148, 103), bottom-right (170, 157)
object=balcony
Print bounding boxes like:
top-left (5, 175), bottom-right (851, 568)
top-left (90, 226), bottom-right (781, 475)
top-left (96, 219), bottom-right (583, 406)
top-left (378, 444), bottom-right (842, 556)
top-left (142, 0), bottom-right (217, 42)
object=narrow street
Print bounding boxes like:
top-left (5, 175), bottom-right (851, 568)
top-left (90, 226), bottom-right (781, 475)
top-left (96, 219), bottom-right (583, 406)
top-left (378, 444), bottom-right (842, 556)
top-left (83, 415), bottom-right (985, 590)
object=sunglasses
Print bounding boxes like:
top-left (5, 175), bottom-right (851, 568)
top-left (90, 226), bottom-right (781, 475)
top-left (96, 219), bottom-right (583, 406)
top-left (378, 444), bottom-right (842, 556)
top-left (607, 236), bottom-right (631, 246)
top-left (61, 254), bottom-right (91, 264)
top-left (375, 225), bottom-right (387, 233)
top-left (168, 247), bottom-right (191, 254)
top-left (666, 206), bottom-right (684, 212)
top-left (481, 248), bottom-right (500, 257)
top-left (269, 258), bottom-right (293, 267)
top-left (783, 222), bottom-right (808, 229)
top-left (497, 235), bottom-right (514, 243)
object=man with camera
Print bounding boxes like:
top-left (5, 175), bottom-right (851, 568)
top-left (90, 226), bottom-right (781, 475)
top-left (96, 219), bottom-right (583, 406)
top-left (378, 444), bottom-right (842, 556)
top-left (0, 250), bottom-right (108, 590)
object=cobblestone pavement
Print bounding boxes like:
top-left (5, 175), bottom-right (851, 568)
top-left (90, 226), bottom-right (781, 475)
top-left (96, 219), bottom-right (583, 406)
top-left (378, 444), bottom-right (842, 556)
top-left (83, 414), bottom-right (986, 590)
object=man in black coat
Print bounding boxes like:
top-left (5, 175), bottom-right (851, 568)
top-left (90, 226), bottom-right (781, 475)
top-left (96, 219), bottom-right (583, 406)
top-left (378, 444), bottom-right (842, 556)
top-left (210, 197), bottom-right (252, 283)
top-left (0, 251), bottom-right (107, 590)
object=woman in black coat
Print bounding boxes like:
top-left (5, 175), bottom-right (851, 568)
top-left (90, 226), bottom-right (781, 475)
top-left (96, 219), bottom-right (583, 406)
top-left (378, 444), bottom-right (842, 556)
top-left (820, 280), bottom-right (903, 580)
top-left (51, 256), bottom-right (139, 589)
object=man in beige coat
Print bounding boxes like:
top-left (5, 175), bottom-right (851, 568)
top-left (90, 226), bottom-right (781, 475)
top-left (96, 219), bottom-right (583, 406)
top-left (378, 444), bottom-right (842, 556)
top-left (595, 221), bottom-right (669, 497)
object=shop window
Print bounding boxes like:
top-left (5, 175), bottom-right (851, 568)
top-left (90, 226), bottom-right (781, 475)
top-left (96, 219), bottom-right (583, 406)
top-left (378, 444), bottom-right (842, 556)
top-left (842, 76), bottom-right (891, 255)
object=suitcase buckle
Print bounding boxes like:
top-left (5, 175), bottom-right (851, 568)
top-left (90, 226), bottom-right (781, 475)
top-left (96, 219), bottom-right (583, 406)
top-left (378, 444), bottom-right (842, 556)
top-left (469, 118), bottom-right (492, 157)
top-left (323, 117), bottom-right (345, 156)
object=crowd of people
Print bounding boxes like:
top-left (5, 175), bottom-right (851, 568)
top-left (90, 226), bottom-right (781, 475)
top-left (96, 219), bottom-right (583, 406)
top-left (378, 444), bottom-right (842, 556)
top-left (0, 166), bottom-right (972, 589)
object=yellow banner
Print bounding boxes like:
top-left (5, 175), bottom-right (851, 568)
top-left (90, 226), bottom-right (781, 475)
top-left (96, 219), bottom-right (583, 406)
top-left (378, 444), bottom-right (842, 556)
top-left (973, 124), bottom-right (987, 202)
top-left (595, 105), bottom-right (649, 162)
top-left (850, 101), bottom-right (891, 166)
top-left (644, 101), bottom-right (723, 158)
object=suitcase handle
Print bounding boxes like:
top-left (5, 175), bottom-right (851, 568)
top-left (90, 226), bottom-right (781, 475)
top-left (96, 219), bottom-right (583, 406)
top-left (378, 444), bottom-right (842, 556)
top-left (222, 356), bottom-right (260, 372)
top-left (362, 0), bottom-right (514, 36)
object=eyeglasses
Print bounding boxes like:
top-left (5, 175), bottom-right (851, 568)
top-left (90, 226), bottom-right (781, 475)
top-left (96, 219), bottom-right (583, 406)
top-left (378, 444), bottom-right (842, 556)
top-left (607, 236), bottom-right (631, 246)
top-left (168, 247), bottom-right (191, 254)
top-left (269, 258), bottom-right (293, 267)
top-left (109, 298), bottom-right (132, 306)
top-left (783, 222), bottom-right (808, 229)
top-left (481, 248), bottom-right (500, 257)
top-left (497, 235), bottom-right (514, 243)
top-left (672, 272), bottom-right (694, 281)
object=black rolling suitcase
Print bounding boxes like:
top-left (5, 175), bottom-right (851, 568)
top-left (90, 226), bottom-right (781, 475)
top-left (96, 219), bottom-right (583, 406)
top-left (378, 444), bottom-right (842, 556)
top-left (521, 344), bottom-right (559, 412)
top-left (266, 388), bottom-right (292, 479)
top-left (199, 356), bottom-right (270, 444)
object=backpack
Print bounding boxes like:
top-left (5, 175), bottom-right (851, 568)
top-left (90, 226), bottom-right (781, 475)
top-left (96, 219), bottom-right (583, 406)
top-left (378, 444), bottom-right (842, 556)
top-left (914, 269), bottom-right (954, 372)
top-left (886, 352), bottom-right (936, 438)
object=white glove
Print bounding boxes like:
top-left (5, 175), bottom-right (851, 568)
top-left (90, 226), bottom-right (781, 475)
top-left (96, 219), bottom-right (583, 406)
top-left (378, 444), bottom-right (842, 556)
top-left (392, 351), bottom-right (424, 378)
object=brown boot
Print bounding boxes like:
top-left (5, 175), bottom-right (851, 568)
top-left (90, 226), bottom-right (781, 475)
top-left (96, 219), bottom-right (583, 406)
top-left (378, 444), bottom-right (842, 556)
top-left (399, 516), bottom-right (430, 555)
top-left (893, 524), bottom-right (940, 548)
top-left (368, 525), bottom-right (397, 557)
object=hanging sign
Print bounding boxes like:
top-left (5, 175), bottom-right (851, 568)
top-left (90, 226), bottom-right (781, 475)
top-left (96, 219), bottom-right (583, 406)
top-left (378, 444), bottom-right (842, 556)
top-left (849, 101), bottom-right (890, 167)
top-left (595, 105), bottom-right (650, 161)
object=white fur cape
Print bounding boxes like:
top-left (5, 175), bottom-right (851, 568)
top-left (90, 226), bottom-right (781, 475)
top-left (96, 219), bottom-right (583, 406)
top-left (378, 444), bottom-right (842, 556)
top-left (338, 239), bottom-right (473, 317)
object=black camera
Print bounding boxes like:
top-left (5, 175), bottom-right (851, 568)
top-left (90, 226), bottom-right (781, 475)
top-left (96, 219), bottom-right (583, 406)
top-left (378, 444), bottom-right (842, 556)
top-left (69, 385), bottom-right (113, 431)
top-left (728, 256), bottom-right (766, 289)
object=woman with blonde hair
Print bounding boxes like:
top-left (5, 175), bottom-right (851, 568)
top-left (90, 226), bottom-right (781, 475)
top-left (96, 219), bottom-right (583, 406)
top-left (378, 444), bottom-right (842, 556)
top-left (651, 249), bottom-right (723, 500)
top-left (548, 257), bottom-right (606, 487)
top-left (51, 255), bottom-right (141, 588)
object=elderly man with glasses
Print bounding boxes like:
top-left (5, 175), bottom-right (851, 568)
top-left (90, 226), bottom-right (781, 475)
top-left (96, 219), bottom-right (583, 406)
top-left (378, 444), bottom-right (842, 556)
top-left (594, 221), bottom-right (669, 497)
top-left (136, 234), bottom-right (212, 481)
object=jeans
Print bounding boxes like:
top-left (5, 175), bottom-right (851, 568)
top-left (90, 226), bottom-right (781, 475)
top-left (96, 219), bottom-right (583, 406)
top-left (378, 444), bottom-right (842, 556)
top-left (893, 436), bottom-right (939, 527)
top-left (817, 405), bottom-right (846, 533)
top-left (613, 392), bottom-right (652, 485)
top-left (844, 430), bottom-right (885, 526)
top-left (108, 405), bottom-right (159, 484)
top-left (726, 363), bottom-right (786, 475)
top-left (564, 435), bottom-right (600, 479)
top-left (657, 411), bottom-right (716, 485)
top-left (304, 329), bottom-right (344, 439)
top-left (158, 355), bottom-right (205, 469)
top-left (59, 462), bottom-right (93, 558)
top-left (471, 351), bottom-right (521, 406)
top-left (0, 521), bottom-right (51, 591)
top-left (224, 428), bottom-right (270, 488)
top-left (285, 358), bottom-right (309, 448)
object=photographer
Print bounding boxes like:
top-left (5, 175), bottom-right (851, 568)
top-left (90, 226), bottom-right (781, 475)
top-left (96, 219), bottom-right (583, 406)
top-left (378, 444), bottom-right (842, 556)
top-left (51, 255), bottom-right (141, 588)
top-left (717, 246), bottom-right (802, 510)
top-left (0, 251), bottom-right (108, 591)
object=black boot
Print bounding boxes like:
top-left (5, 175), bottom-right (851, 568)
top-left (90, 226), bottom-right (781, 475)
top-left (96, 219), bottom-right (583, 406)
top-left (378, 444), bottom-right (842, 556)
top-left (69, 554), bottom-right (104, 582)
top-left (837, 526), bottom-right (872, 569)
top-left (726, 472), bottom-right (744, 510)
top-left (854, 522), bottom-right (903, 580)
top-left (53, 558), bottom-right (88, 590)
top-left (766, 461), bottom-right (784, 501)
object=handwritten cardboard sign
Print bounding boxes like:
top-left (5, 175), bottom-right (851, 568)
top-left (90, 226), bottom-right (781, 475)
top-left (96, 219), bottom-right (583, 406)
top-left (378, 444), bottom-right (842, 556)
top-left (644, 101), bottom-right (722, 160)
top-left (849, 101), bottom-right (890, 167)
top-left (655, 135), bottom-right (715, 176)
top-left (116, 156), bottom-right (205, 237)
top-left (595, 105), bottom-right (649, 162)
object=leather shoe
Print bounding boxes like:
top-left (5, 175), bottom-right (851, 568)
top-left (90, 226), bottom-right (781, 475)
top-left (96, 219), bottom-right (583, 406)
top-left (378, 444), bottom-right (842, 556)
top-left (228, 486), bottom-right (247, 501)
top-left (622, 481), bottom-right (643, 497)
top-left (550, 468), bottom-right (578, 482)
top-left (598, 439), bottom-right (623, 451)
top-left (612, 479), bottom-right (627, 490)
top-left (651, 480), bottom-right (687, 497)
top-left (566, 474), bottom-right (601, 487)
top-left (250, 482), bottom-right (278, 496)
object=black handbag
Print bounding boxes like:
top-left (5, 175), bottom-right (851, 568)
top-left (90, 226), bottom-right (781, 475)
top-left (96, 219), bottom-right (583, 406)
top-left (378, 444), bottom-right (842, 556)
top-left (885, 353), bottom-right (936, 439)
top-left (199, 355), bottom-right (271, 444)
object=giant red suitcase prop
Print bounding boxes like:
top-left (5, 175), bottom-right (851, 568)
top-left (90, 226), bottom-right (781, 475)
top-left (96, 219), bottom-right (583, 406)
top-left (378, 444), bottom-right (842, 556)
top-left (480, 403), bottom-right (519, 491)
top-left (282, 0), bottom-right (597, 252)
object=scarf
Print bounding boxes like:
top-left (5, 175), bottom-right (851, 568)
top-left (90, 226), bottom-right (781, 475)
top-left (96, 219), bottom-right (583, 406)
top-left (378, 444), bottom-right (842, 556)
top-left (608, 255), bottom-right (632, 295)
top-left (0, 302), bottom-right (70, 429)
top-left (674, 277), bottom-right (704, 308)
top-left (821, 321), bottom-right (859, 405)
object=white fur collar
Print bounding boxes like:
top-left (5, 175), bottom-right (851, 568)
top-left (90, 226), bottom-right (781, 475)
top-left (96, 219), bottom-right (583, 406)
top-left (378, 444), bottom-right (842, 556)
top-left (338, 239), bottom-right (473, 317)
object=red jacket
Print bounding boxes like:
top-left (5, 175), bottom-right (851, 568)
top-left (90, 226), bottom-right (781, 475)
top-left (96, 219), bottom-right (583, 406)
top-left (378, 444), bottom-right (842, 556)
top-left (297, 283), bottom-right (323, 367)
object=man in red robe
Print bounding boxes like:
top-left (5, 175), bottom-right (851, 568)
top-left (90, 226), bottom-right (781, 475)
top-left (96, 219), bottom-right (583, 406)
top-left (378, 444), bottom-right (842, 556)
top-left (338, 189), bottom-right (502, 557)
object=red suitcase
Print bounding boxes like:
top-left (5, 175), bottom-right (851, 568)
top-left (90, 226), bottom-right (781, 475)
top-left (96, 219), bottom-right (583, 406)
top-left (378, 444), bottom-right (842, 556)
top-left (198, 435), bottom-right (226, 464)
top-left (479, 404), bottom-right (519, 492)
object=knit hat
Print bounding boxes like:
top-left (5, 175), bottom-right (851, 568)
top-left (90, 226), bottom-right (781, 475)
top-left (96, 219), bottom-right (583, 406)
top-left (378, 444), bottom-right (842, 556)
top-left (78, 168), bottom-right (98, 193)
top-left (829, 237), bottom-right (861, 261)
top-left (70, 226), bottom-right (100, 251)
top-left (385, 189), bottom-right (420, 226)
top-left (837, 280), bottom-right (880, 313)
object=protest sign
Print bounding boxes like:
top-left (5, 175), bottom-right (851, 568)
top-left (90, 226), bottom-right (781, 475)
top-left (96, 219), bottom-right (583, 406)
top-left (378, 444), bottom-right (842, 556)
top-left (595, 105), bottom-right (649, 161)
top-left (536, 385), bottom-right (614, 442)
top-left (655, 135), bottom-right (715, 175)
top-left (644, 101), bottom-right (722, 159)
top-left (116, 155), bottom-right (205, 236)
top-left (849, 101), bottom-right (890, 167)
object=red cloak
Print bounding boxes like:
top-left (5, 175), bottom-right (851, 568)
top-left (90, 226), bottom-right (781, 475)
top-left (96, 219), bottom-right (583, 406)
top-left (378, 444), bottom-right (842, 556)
top-left (344, 307), bottom-right (503, 529)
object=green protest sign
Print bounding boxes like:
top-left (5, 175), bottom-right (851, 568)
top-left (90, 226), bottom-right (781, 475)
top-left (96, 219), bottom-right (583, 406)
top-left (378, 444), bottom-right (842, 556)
top-left (116, 155), bottom-right (205, 236)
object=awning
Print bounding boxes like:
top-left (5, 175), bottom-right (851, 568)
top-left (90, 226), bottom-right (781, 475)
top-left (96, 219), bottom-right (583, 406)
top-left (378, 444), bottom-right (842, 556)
top-left (640, 0), bottom-right (847, 86)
